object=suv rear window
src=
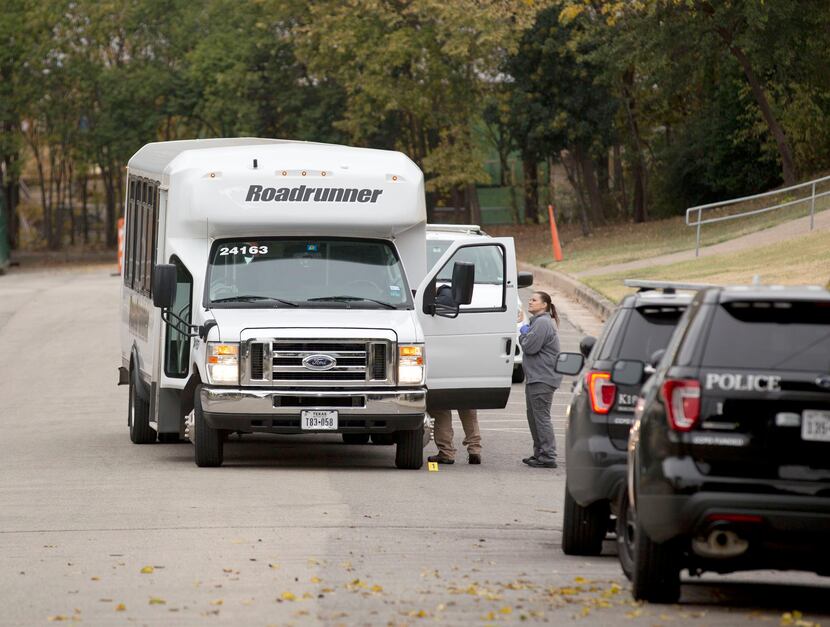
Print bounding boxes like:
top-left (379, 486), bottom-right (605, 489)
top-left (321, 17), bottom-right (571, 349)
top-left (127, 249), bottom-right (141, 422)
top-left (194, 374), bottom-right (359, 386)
top-left (616, 306), bottom-right (686, 362)
top-left (702, 301), bottom-right (830, 371)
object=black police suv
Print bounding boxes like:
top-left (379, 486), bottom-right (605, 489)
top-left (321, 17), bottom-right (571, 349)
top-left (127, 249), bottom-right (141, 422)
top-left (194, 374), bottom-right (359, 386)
top-left (619, 285), bottom-right (830, 603)
top-left (554, 285), bottom-right (691, 567)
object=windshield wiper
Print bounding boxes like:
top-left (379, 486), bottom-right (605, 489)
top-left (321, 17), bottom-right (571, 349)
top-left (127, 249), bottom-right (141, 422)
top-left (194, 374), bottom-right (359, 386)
top-left (307, 296), bottom-right (397, 310)
top-left (211, 295), bottom-right (299, 307)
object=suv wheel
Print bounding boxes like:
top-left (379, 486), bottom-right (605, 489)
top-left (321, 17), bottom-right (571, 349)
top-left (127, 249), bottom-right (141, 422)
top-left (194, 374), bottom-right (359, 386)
top-left (395, 427), bottom-right (424, 469)
top-left (617, 489), bottom-right (636, 580)
top-left (562, 486), bottom-right (608, 555)
top-left (631, 508), bottom-right (681, 603)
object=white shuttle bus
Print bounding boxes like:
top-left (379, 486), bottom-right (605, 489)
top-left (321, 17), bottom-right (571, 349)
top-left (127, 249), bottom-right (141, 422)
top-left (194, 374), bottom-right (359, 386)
top-left (119, 138), bottom-right (531, 469)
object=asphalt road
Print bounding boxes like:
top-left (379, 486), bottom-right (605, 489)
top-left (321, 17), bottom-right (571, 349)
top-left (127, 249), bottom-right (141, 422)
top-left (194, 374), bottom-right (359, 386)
top-left (0, 267), bottom-right (828, 626)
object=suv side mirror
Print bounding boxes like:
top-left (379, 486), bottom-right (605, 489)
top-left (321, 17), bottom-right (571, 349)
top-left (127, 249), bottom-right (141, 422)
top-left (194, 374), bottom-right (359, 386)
top-left (517, 271), bottom-right (533, 288)
top-left (451, 261), bottom-right (475, 306)
top-left (579, 335), bottom-right (597, 358)
top-left (649, 349), bottom-right (666, 369)
top-left (555, 352), bottom-right (584, 375)
top-left (152, 264), bottom-right (177, 309)
top-left (611, 359), bottom-right (646, 386)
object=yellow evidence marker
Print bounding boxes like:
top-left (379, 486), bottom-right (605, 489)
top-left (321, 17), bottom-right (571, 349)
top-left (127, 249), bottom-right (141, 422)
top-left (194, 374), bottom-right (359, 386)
top-left (427, 461), bottom-right (439, 472)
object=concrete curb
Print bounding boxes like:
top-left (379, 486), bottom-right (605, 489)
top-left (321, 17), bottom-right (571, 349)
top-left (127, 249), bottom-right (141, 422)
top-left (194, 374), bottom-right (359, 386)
top-left (519, 261), bottom-right (616, 322)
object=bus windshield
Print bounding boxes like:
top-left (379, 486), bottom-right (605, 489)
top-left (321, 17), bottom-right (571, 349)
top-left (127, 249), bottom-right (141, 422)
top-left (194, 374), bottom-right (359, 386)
top-left (206, 238), bottom-right (412, 309)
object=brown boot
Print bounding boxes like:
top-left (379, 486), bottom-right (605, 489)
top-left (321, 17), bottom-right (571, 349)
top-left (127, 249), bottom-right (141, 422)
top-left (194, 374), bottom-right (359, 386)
top-left (427, 453), bottom-right (454, 465)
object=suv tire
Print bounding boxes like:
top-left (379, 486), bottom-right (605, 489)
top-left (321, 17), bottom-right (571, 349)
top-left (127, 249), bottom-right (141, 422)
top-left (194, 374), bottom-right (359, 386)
top-left (395, 427), bottom-right (424, 469)
top-left (617, 489), bottom-right (636, 580)
top-left (194, 387), bottom-right (223, 467)
top-left (128, 374), bottom-right (156, 444)
top-left (562, 486), bottom-right (608, 555)
top-left (631, 510), bottom-right (681, 603)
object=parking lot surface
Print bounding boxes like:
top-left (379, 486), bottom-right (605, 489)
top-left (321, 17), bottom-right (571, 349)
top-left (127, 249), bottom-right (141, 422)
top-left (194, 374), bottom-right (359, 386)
top-left (0, 267), bottom-right (828, 625)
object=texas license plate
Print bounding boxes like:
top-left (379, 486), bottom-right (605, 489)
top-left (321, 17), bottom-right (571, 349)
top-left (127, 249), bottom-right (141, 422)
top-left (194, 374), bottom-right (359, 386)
top-left (802, 410), bottom-right (830, 442)
top-left (301, 410), bottom-right (338, 430)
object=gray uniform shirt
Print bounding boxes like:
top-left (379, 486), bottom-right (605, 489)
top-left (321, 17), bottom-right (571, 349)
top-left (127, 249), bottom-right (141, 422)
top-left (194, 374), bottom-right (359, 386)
top-left (518, 312), bottom-right (563, 387)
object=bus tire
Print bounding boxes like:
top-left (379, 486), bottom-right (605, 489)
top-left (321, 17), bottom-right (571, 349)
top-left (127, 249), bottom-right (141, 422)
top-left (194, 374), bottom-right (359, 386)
top-left (128, 373), bottom-right (156, 444)
top-left (194, 387), bottom-right (223, 467)
top-left (512, 365), bottom-right (525, 383)
top-left (394, 427), bottom-right (424, 469)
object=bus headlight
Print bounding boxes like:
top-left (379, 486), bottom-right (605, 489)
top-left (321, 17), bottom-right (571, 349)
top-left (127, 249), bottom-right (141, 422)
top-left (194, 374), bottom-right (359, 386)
top-left (398, 344), bottom-right (424, 385)
top-left (207, 342), bottom-right (239, 384)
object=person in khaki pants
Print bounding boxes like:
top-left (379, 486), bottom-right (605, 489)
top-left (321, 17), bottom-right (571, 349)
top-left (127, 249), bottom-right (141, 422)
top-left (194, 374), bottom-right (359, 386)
top-left (428, 409), bottom-right (482, 465)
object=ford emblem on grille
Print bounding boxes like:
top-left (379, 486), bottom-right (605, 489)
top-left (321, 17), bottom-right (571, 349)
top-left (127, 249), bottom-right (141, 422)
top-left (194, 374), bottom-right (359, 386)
top-left (816, 375), bottom-right (830, 390)
top-left (302, 354), bottom-right (337, 371)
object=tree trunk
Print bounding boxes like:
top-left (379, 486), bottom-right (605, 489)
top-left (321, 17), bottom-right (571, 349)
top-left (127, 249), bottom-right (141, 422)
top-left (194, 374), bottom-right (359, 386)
top-left (522, 154), bottom-right (539, 224)
top-left (101, 164), bottom-right (117, 248)
top-left (466, 184), bottom-right (481, 225)
top-left (622, 68), bottom-right (648, 223)
top-left (561, 150), bottom-right (591, 237)
top-left (696, 1), bottom-right (798, 185)
top-left (575, 145), bottom-right (604, 224)
top-left (716, 28), bottom-right (797, 185)
top-left (632, 159), bottom-right (646, 224)
top-left (613, 144), bottom-right (628, 215)
top-left (81, 172), bottom-right (89, 244)
top-left (68, 162), bottom-right (75, 246)
top-left (546, 157), bottom-right (556, 214)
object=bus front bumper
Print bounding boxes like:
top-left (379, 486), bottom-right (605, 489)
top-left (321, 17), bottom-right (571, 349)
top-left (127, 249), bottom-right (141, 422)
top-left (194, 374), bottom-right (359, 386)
top-left (199, 387), bottom-right (427, 434)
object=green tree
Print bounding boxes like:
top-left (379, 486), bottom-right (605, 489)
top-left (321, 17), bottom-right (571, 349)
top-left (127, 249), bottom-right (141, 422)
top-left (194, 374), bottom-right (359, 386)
top-left (296, 0), bottom-right (539, 218)
top-left (506, 3), bottom-right (619, 231)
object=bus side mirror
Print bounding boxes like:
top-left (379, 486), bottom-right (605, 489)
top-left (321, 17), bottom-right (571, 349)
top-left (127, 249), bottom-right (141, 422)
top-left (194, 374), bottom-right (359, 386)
top-left (451, 262), bottom-right (475, 306)
top-left (152, 264), bottom-right (177, 309)
top-left (517, 271), bottom-right (533, 288)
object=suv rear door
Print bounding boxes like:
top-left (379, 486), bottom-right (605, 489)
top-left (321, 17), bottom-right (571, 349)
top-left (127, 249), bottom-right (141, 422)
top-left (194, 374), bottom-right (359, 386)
top-left (688, 299), bottom-right (830, 480)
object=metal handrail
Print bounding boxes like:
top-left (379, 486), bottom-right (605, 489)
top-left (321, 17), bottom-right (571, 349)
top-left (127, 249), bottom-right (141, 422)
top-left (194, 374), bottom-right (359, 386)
top-left (686, 174), bottom-right (830, 256)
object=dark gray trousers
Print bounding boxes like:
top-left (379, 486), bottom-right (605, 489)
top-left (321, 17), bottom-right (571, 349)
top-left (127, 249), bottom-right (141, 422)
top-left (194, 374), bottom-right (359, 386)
top-left (525, 382), bottom-right (557, 463)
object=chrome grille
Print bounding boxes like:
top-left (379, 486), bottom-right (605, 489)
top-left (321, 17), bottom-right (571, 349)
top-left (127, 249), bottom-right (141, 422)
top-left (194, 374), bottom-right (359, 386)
top-left (250, 343), bottom-right (264, 379)
top-left (261, 339), bottom-right (392, 386)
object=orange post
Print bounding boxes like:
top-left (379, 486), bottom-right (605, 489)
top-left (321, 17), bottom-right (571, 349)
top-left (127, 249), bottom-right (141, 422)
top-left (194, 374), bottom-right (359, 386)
top-left (548, 204), bottom-right (563, 262)
top-left (117, 217), bottom-right (125, 274)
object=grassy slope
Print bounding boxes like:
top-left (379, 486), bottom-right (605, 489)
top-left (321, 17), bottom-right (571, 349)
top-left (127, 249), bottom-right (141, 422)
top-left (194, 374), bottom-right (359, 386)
top-left (582, 229), bottom-right (830, 302)
top-left (491, 196), bottom-right (829, 275)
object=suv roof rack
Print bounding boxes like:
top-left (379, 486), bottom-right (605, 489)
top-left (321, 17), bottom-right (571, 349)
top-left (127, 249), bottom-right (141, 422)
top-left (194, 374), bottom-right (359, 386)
top-left (426, 223), bottom-right (486, 235)
top-left (624, 279), bottom-right (714, 294)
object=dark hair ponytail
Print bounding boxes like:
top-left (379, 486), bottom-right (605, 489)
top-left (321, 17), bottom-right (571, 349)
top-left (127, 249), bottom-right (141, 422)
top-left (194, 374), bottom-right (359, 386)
top-left (535, 291), bottom-right (560, 327)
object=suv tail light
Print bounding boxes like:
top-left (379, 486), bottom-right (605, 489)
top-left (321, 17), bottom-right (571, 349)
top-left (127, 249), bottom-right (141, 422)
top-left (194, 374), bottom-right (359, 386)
top-left (661, 379), bottom-right (701, 431)
top-left (586, 371), bottom-right (616, 415)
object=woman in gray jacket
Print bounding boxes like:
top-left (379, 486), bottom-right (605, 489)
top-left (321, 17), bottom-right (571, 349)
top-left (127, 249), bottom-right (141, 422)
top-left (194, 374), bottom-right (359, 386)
top-left (518, 291), bottom-right (563, 468)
